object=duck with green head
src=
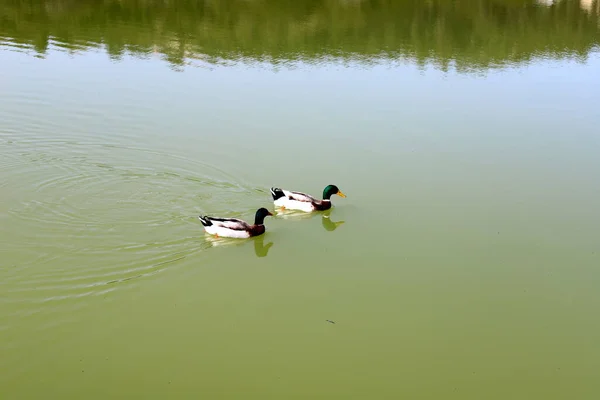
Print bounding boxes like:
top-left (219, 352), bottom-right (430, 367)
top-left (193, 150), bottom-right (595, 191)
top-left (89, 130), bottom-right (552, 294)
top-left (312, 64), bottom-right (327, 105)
top-left (270, 184), bottom-right (346, 212)
top-left (199, 208), bottom-right (273, 238)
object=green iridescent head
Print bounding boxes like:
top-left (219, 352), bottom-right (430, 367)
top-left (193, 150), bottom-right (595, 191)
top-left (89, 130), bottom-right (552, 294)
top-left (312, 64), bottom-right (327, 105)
top-left (322, 185), bottom-right (346, 200)
top-left (254, 208), bottom-right (273, 225)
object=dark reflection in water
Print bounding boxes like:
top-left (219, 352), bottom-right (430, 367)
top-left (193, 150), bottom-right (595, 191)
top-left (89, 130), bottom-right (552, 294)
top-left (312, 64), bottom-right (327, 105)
top-left (1, 0), bottom-right (599, 71)
top-left (253, 235), bottom-right (273, 258)
top-left (203, 233), bottom-right (274, 258)
top-left (275, 208), bottom-right (345, 232)
top-left (321, 212), bottom-right (345, 232)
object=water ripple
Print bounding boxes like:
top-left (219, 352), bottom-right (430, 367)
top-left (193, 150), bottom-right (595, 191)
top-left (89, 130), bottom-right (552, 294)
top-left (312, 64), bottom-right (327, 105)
top-left (1, 132), bottom-right (261, 319)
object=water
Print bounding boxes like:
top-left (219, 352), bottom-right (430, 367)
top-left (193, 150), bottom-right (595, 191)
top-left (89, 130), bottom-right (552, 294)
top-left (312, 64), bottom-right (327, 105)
top-left (1, 0), bottom-right (600, 398)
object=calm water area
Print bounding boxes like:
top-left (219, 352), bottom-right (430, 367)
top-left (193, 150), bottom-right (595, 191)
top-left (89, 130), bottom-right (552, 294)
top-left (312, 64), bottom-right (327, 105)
top-left (1, 0), bottom-right (600, 398)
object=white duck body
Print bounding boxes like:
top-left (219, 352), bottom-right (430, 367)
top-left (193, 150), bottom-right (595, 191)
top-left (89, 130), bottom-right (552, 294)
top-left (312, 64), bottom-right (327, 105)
top-left (272, 189), bottom-right (322, 212)
top-left (198, 208), bottom-right (271, 239)
top-left (201, 218), bottom-right (252, 238)
top-left (270, 186), bottom-right (345, 213)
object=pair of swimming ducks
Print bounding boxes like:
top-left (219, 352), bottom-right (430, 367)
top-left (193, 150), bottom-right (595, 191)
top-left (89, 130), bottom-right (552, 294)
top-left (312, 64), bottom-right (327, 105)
top-left (198, 184), bottom-right (346, 238)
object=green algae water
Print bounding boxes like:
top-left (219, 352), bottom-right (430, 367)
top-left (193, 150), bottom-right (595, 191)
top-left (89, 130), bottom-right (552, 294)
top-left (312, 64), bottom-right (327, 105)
top-left (1, 1), bottom-right (600, 398)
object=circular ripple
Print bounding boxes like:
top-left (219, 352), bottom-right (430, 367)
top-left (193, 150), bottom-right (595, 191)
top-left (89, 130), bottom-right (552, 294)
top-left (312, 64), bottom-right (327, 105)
top-left (1, 134), bottom-right (264, 312)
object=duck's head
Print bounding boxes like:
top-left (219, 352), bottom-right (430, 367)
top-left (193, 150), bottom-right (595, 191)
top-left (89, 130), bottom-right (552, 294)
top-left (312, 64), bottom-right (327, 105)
top-left (323, 185), bottom-right (346, 200)
top-left (255, 207), bottom-right (273, 225)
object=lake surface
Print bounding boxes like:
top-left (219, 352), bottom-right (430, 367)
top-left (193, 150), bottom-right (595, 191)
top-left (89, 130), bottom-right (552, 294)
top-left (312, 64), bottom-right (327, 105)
top-left (2, 0), bottom-right (600, 398)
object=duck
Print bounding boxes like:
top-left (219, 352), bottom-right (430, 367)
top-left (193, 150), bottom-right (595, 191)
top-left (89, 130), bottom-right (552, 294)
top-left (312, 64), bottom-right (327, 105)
top-left (198, 207), bottom-right (273, 238)
top-left (270, 184), bottom-right (346, 212)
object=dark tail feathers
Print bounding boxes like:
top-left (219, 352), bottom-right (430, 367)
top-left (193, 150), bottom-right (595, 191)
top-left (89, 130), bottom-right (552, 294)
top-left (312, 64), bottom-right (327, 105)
top-left (270, 187), bottom-right (285, 200)
top-left (198, 215), bottom-right (212, 226)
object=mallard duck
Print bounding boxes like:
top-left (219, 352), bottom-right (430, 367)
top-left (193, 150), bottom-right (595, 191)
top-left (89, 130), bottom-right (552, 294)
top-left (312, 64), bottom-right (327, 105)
top-left (270, 185), bottom-right (346, 212)
top-left (198, 208), bottom-right (273, 238)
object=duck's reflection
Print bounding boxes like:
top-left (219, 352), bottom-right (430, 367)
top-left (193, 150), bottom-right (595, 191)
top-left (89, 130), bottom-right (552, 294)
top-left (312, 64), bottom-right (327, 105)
top-left (203, 233), bottom-right (274, 258)
top-left (275, 208), bottom-right (345, 232)
top-left (252, 234), bottom-right (273, 257)
top-left (321, 209), bottom-right (345, 231)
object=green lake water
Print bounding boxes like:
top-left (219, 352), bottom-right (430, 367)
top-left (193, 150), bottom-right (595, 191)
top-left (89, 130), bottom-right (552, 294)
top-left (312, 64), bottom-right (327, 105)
top-left (1, 0), bottom-right (600, 398)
